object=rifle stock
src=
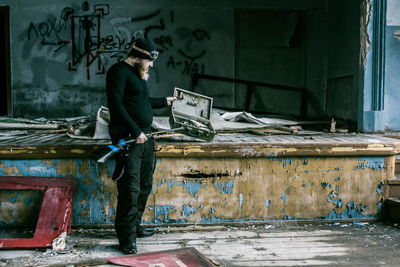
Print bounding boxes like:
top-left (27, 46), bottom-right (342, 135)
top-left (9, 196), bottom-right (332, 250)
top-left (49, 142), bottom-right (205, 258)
top-left (97, 127), bottom-right (184, 163)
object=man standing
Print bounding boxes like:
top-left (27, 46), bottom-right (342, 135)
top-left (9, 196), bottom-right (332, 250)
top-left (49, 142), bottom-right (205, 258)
top-left (106, 37), bottom-right (174, 254)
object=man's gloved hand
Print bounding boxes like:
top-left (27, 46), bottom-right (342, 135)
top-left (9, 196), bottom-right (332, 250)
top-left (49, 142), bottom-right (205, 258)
top-left (166, 96), bottom-right (177, 106)
top-left (136, 132), bottom-right (148, 143)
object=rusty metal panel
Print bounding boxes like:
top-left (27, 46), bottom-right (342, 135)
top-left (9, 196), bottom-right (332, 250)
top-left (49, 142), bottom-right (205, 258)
top-left (0, 176), bottom-right (76, 249)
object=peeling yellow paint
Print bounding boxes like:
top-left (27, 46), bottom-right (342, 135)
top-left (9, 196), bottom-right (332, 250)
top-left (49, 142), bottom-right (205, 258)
top-left (330, 147), bottom-right (356, 152)
top-left (41, 160), bottom-right (53, 167)
top-left (78, 160), bottom-right (91, 177)
top-left (55, 160), bottom-right (77, 177)
top-left (183, 146), bottom-right (206, 154)
top-left (367, 144), bottom-right (391, 150)
top-left (0, 166), bottom-right (21, 176)
top-left (70, 149), bottom-right (85, 154)
top-left (151, 156), bottom-right (390, 222)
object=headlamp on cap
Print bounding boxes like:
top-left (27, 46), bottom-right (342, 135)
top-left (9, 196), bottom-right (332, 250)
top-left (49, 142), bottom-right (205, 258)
top-left (132, 43), bottom-right (159, 60)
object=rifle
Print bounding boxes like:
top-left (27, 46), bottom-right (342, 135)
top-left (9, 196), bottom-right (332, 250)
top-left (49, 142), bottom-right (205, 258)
top-left (97, 127), bottom-right (184, 163)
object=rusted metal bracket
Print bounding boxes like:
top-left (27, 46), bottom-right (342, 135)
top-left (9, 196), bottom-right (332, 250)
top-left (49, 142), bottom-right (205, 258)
top-left (0, 176), bottom-right (76, 249)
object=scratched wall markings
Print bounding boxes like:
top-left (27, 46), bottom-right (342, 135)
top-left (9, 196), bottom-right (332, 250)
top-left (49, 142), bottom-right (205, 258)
top-left (26, 2), bottom-right (212, 80)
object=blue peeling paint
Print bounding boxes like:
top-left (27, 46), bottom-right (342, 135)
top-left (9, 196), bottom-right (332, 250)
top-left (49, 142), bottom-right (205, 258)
top-left (378, 202), bottom-right (383, 214)
top-left (326, 167), bottom-right (340, 172)
top-left (356, 157), bottom-right (384, 171)
top-left (281, 193), bottom-right (286, 204)
top-left (214, 180), bottom-right (234, 194)
top-left (167, 178), bottom-right (174, 193)
top-left (183, 181), bottom-right (202, 196)
top-left (23, 196), bottom-right (32, 206)
top-left (239, 193), bottom-right (244, 211)
top-left (108, 207), bottom-right (115, 218)
top-left (182, 205), bottom-right (197, 217)
top-left (281, 158), bottom-right (292, 168)
top-left (8, 196), bottom-right (16, 203)
top-left (295, 161), bottom-right (300, 171)
top-left (334, 177), bottom-right (340, 181)
top-left (200, 216), bottom-right (246, 224)
top-left (264, 199), bottom-right (271, 208)
top-left (305, 170), bottom-right (310, 174)
top-left (154, 205), bottom-right (174, 223)
top-left (321, 182), bottom-right (332, 189)
top-left (157, 177), bottom-right (166, 187)
top-left (326, 189), bottom-right (342, 208)
top-left (323, 201), bottom-right (369, 220)
top-left (376, 181), bottom-right (384, 195)
top-left (336, 199), bottom-right (343, 208)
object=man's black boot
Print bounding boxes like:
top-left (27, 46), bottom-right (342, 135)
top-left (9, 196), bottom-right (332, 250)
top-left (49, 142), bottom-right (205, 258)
top-left (118, 243), bottom-right (137, 254)
top-left (137, 227), bottom-right (156, 238)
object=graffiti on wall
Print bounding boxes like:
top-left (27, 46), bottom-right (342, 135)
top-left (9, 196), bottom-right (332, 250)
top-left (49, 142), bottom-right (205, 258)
top-left (26, 1), bottom-right (211, 80)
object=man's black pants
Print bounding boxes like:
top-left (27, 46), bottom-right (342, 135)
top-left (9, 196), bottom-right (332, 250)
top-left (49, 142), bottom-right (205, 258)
top-left (113, 138), bottom-right (155, 246)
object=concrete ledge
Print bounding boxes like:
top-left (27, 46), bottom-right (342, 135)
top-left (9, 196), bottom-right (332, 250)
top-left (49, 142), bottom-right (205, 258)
top-left (0, 133), bottom-right (400, 159)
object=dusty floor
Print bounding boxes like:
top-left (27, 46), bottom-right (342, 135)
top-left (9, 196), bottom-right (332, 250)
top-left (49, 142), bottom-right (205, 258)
top-left (0, 221), bottom-right (400, 267)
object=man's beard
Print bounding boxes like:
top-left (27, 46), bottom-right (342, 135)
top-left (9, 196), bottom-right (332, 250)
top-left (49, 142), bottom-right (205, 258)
top-left (134, 60), bottom-right (149, 80)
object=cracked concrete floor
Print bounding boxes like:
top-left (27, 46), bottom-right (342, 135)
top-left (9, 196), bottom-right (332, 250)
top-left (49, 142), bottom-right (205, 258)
top-left (1, 221), bottom-right (400, 266)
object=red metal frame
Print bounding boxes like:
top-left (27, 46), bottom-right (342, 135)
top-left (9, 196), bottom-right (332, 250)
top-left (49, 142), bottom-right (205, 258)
top-left (0, 176), bottom-right (76, 249)
top-left (106, 247), bottom-right (216, 266)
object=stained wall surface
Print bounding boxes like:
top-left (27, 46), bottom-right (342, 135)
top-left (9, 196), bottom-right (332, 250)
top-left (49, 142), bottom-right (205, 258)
top-left (1, 0), bottom-right (363, 123)
top-left (0, 154), bottom-right (391, 226)
top-left (384, 0), bottom-right (400, 130)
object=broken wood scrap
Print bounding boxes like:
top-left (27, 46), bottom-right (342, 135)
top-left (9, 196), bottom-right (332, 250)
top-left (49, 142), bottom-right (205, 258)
top-left (34, 259), bottom-right (109, 267)
top-left (33, 129), bottom-right (68, 134)
top-left (0, 122), bottom-right (60, 130)
top-left (248, 128), bottom-right (291, 135)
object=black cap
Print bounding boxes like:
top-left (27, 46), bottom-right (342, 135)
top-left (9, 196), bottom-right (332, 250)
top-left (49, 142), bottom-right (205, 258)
top-left (128, 37), bottom-right (159, 60)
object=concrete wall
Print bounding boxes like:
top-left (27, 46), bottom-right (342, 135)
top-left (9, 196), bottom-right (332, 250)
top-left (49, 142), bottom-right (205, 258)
top-left (6, 0), bottom-right (400, 131)
top-left (3, 0), bottom-right (236, 118)
top-left (0, 154), bottom-right (391, 227)
top-left (326, 0), bottom-right (360, 121)
top-left (1, 0), bottom-right (362, 122)
top-left (384, 0), bottom-right (400, 130)
top-left (360, 0), bottom-right (400, 132)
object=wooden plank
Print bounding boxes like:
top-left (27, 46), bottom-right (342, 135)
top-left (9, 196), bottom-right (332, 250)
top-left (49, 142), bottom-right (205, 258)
top-left (0, 132), bottom-right (399, 158)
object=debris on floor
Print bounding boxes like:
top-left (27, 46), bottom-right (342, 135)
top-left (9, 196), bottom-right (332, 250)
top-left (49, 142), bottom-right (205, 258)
top-left (1, 221), bottom-right (400, 267)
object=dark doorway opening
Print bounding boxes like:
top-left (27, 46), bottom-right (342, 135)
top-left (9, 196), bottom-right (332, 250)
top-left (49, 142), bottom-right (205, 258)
top-left (0, 6), bottom-right (11, 116)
